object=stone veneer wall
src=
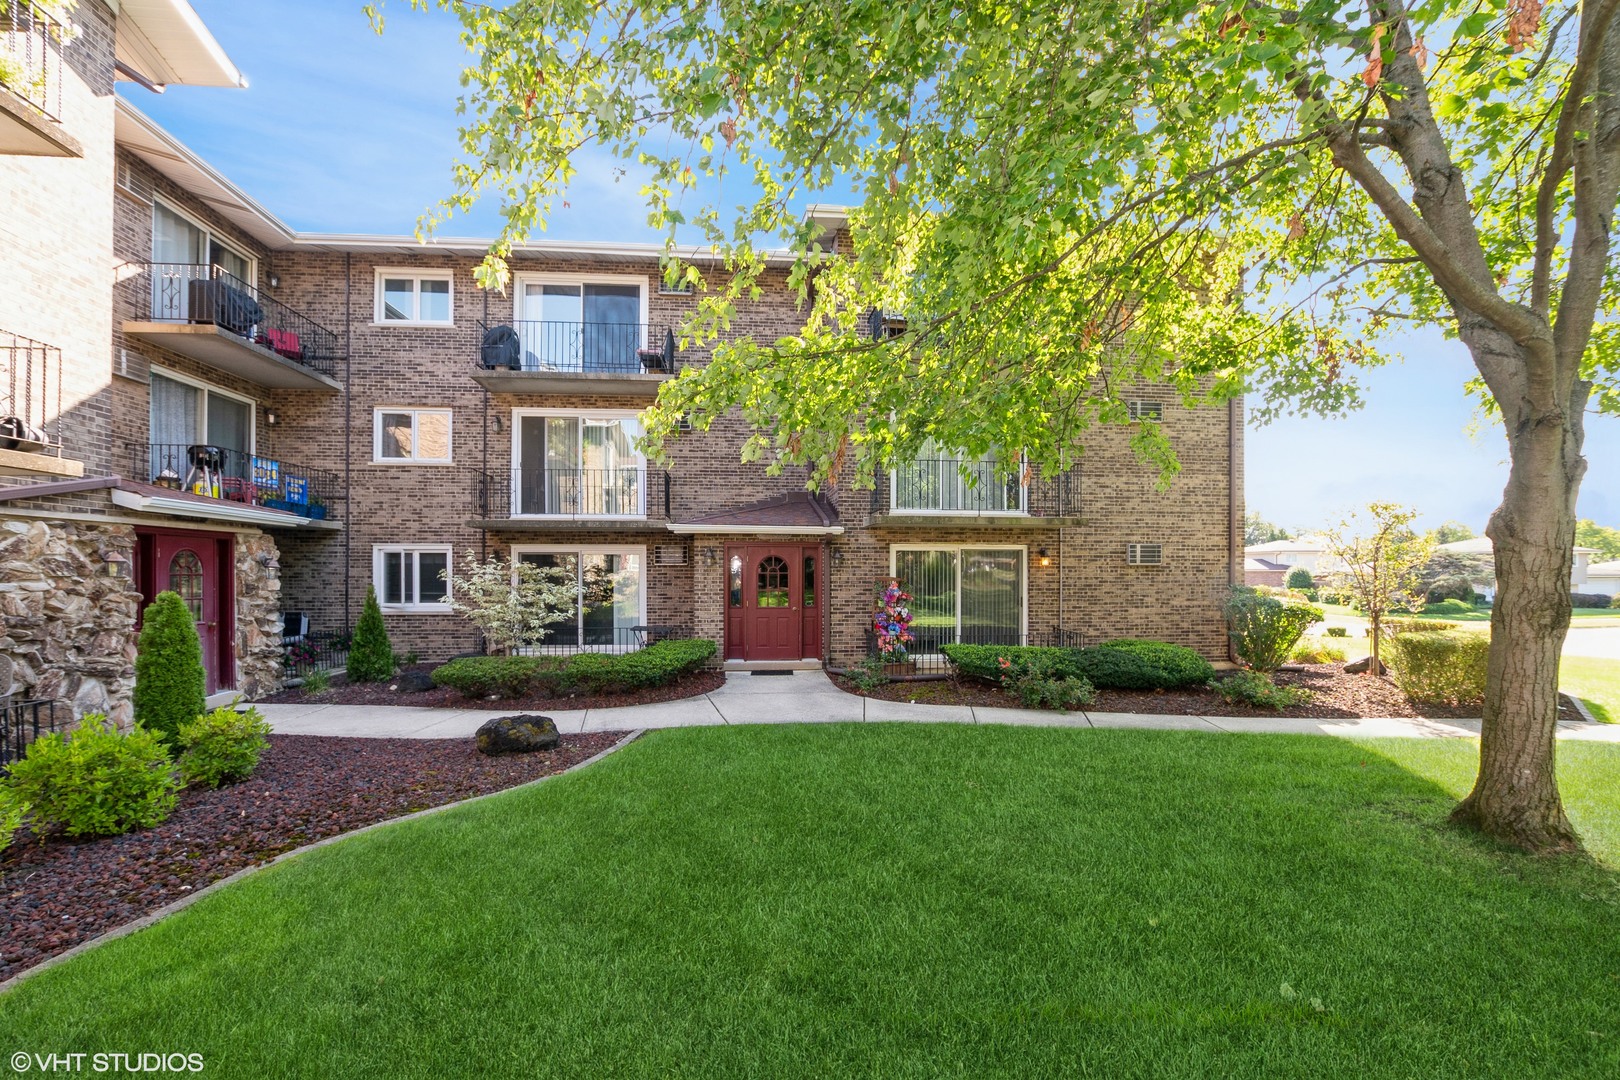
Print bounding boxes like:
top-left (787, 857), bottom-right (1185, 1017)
top-left (234, 532), bottom-right (284, 698)
top-left (0, 517), bottom-right (142, 725)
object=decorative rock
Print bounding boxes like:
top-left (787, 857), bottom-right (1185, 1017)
top-left (1344, 656), bottom-right (1387, 675)
top-left (475, 714), bottom-right (561, 756)
top-left (396, 669), bottom-right (435, 693)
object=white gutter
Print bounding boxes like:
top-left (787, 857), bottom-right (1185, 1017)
top-left (665, 523), bottom-right (844, 536)
top-left (110, 488), bottom-right (315, 528)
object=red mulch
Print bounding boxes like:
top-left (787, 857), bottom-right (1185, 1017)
top-left (839, 665), bottom-right (1592, 722)
top-left (261, 666), bottom-right (726, 711)
top-left (0, 731), bottom-right (625, 983)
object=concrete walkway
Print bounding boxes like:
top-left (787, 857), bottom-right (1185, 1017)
top-left (256, 670), bottom-right (1620, 743)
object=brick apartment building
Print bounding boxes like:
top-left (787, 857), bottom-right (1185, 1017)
top-left (1, 1), bottom-right (1243, 726)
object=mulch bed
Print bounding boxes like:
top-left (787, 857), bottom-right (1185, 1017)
top-left (839, 665), bottom-right (1592, 723)
top-left (0, 731), bottom-right (625, 983)
top-left (261, 665), bottom-right (726, 711)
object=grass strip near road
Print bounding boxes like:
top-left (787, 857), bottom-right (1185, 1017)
top-left (1562, 655), bottom-right (1619, 724)
top-left (2, 725), bottom-right (1618, 1078)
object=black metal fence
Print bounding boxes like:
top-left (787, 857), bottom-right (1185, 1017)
top-left (509, 624), bottom-right (694, 657)
top-left (283, 630), bottom-right (351, 679)
top-left (0, 1), bottom-right (64, 120)
top-left (133, 263), bottom-right (341, 377)
top-left (874, 460), bottom-right (1081, 518)
top-left (1, 697), bottom-right (60, 768)
top-left (1, 328), bottom-right (62, 455)
top-left (129, 442), bottom-right (342, 519)
top-left (474, 466), bottom-right (672, 521)
top-left (863, 629), bottom-right (1088, 677)
top-left (479, 320), bottom-right (678, 375)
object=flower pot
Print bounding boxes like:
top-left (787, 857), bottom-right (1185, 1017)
top-left (308, 504), bottom-right (328, 520)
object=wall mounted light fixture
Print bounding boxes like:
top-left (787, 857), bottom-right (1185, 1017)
top-left (264, 408), bottom-right (280, 426)
top-left (493, 414), bottom-right (504, 434)
top-left (104, 552), bottom-right (130, 579)
top-left (259, 553), bottom-right (281, 571)
top-left (1037, 548), bottom-right (1053, 568)
top-left (268, 273), bottom-right (280, 288)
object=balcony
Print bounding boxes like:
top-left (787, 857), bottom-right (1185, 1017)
top-left (470, 466), bottom-right (671, 531)
top-left (871, 459), bottom-right (1083, 528)
top-left (0, 1), bottom-right (78, 157)
top-left (1, 329), bottom-right (82, 477)
top-left (122, 264), bottom-right (343, 390)
top-left (124, 442), bottom-right (342, 528)
top-left (471, 320), bottom-right (678, 396)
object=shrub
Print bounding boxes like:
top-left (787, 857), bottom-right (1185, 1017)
top-left (1285, 567), bottom-right (1315, 590)
top-left (1289, 638), bottom-right (1347, 664)
top-left (1325, 626), bottom-right (1349, 638)
top-left (1425, 576), bottom-right (1476, 604)
top-left (1424, 598), bottom-right (1474, 616)
top-left (1612, 594), bottom-right (1620, 609)
top-left (132, 590), bottom-right (206, 747)
top-left (431, 656), bottom-right (552, 699)
top-left (1095, 639), bottom-right (1215, 687)
top-left (1386, 618), bottom-right (1458, 636)
top-left (1215, 670), bottom-right (1311, 709)
top-left (1385, 631), bottom-right (1490, 706)
top-left (1571, 591), bottom-right (1611, 609)
top-left (347, 586), bottom-right (395, 683)
top-left (999, 654), bottom-right (1095, 711)
top-left (1222, 587), bottom-right (1324, 673)
top-left (0, 789), bottom-right (28, 858)
top-left (598, 638), bottom-right (718, 689)
top-left (177, 706), bottom-right (271, 788)
top-left (302, 669), bottom-right (331, 694)
top-left (1, 717), bottom-right (179, 838)
top-left (1318, 589), bottom-right (1354, 606)
top-left (844, 655), bottom-right (891, 694)
top-left (1069, 646), bottom-right (1165, 690)
top-left (940, 644), bottom-right (1085, 685)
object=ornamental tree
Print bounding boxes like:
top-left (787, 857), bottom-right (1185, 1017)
top-left (442, 553), bottom-right (578, 655)
top-left (374, 0), bottom-right (1620, 853)
top-left (1324, 503), bottom-right (1436, 676)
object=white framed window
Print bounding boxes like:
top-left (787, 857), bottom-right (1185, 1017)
top-left (890, 545), bottom-right (1027, 652)
top-left (892, 442), bottom-right (1025, 514)
top-left (373, 545), bottom-right (452, 612)
top-left (1127, 400), bottom-right (1164, 421)
top-left (510, 409), bottom-right (646, 517)
top-left (1126, 542), bottom-right (1164, 566)
top-left (373, 408), bottom-right (453, 464)
top-left (511, 545), bottom-right (647, 650)
top-left (375, 269), bottom-right (454, 325)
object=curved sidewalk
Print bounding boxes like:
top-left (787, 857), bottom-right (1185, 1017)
top-left (256, 670), bottom-right (1620, 743)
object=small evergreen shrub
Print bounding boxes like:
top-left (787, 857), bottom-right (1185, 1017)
top-left (1222, 587), bottom-right (1324, 673)
top-left (1325, 626), bottom-right (1349, 638)
top-left (1069, 646), bottom-right (1165, 689)
top-left (562, 653), bottom-right (619, 693)
top-left (1425, 577), bottom-right (1476, 604)
top-left (132, 590), bottom-right (206, 747)
top-left (1096, 639), bottom-right (1215, 687)
top-left (431, 656), bottom-right (551, 699)
top-left (1385, 631), bottom-right (1490, 706)
top-left (940, 644), bottom-right (1085, 685)
top-left (0, 789), bottom-right (29, 858)
top-left (1424, 598), bottom-right (1474, 616)
top-left (1, 717), bottom-right (179, 838)
top-left (1285, 567), bottom-right (1315, 590)
top-left (599, 638), bottom-right (718, 689)
top-left (1289, 638), bottom-right (1347, 664)
top-left (177, 706), bottom-right (271, 788)
top-left (1571, 592), bottom-right (1611, 609)
top-left (347, 586), bottom-right (396, 682)
top-left (1215, 671), bottom-right (1311, 709)
top-left (998, 654), bottom-right (1095, 711)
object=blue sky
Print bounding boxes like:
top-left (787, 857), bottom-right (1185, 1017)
top-left (134, 1), bottom-right (1618, 535)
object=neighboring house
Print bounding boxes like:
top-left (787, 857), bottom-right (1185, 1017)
top-left (1575, 560), bottom-right (1619, 599)
top-left (1243, 536), bottom-right (1342, 577)
top-left (1434, 537), bottom-right (1599, 600)
top-left (1243, 557), bottom-right (1289, 588)
top-left (0, 1), bottom-right (1245, 724)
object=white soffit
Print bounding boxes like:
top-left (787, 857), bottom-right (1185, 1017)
top-left (115, 0), bottom-right (246, 89)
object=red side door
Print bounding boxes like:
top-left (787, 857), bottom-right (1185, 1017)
top-left (145, 531), bottom-right (233, 694)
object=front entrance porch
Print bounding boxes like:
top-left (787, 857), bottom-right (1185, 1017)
top-left (724, 543), bottom-right (824, 662)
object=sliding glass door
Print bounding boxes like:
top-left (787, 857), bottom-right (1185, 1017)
top-left (515, 414), bottom-right (644, 516)
top-left (516, 280), bottom-right (643, 371)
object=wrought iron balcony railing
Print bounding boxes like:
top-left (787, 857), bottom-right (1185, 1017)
top-left (129, 442), bottom-right (342, 520)
top-left (0, 1), bottom-right (64, 120)
top-left (130, 263), bottom-right (341, 377)
top-left (876, 458), bottom-right (1080, 518)
top-left (474, 466), bottom-right (671, 521)
top-left (478, 320), bottom-right (678, 376)
top-left (1, 328), bottom-right (62, 455)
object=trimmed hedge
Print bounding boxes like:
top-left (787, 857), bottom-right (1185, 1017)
top-left (938, 644), bottom-right (1084, 685)
top-left (1423, 598), bottom-right (1475, 616)
top-left (940, 640), bottom-right (1213, 691)
top-left (432, 639), bottom-right (718, 699)
top-left (1572, 592), bottom-right (1612, 609)
top-left (1095, 639), bottom-right (1215, 687)
top-left (1385, 631), bottom-right (1490, 706)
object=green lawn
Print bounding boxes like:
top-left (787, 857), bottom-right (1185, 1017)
top-left (1563, 656), bottom-right (1620, 723)
top-left (1406, 606), bottom-right (1620, 625)
top-left (4, 725), bottom-right (1619, 1078)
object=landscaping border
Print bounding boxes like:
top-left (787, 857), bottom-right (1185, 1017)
top-left (0, 729), bottom-right (645, 996)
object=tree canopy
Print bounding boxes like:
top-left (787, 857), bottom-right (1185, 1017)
top-left (1576, 518), bottom-right (1620, 560)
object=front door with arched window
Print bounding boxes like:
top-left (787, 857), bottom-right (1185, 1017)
top-left (725, 544), bottom-right (822, 661)
top-left (138, 529), bottom-right (233, 694)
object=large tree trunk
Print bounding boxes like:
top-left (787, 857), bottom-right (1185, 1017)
top-left (1450, 404), bottom-right (1584, 853)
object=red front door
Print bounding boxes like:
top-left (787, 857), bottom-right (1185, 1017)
top-left (727, 544), bottom-right (823, 661)
top-left (141, 530), bottom-right (234, 694)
